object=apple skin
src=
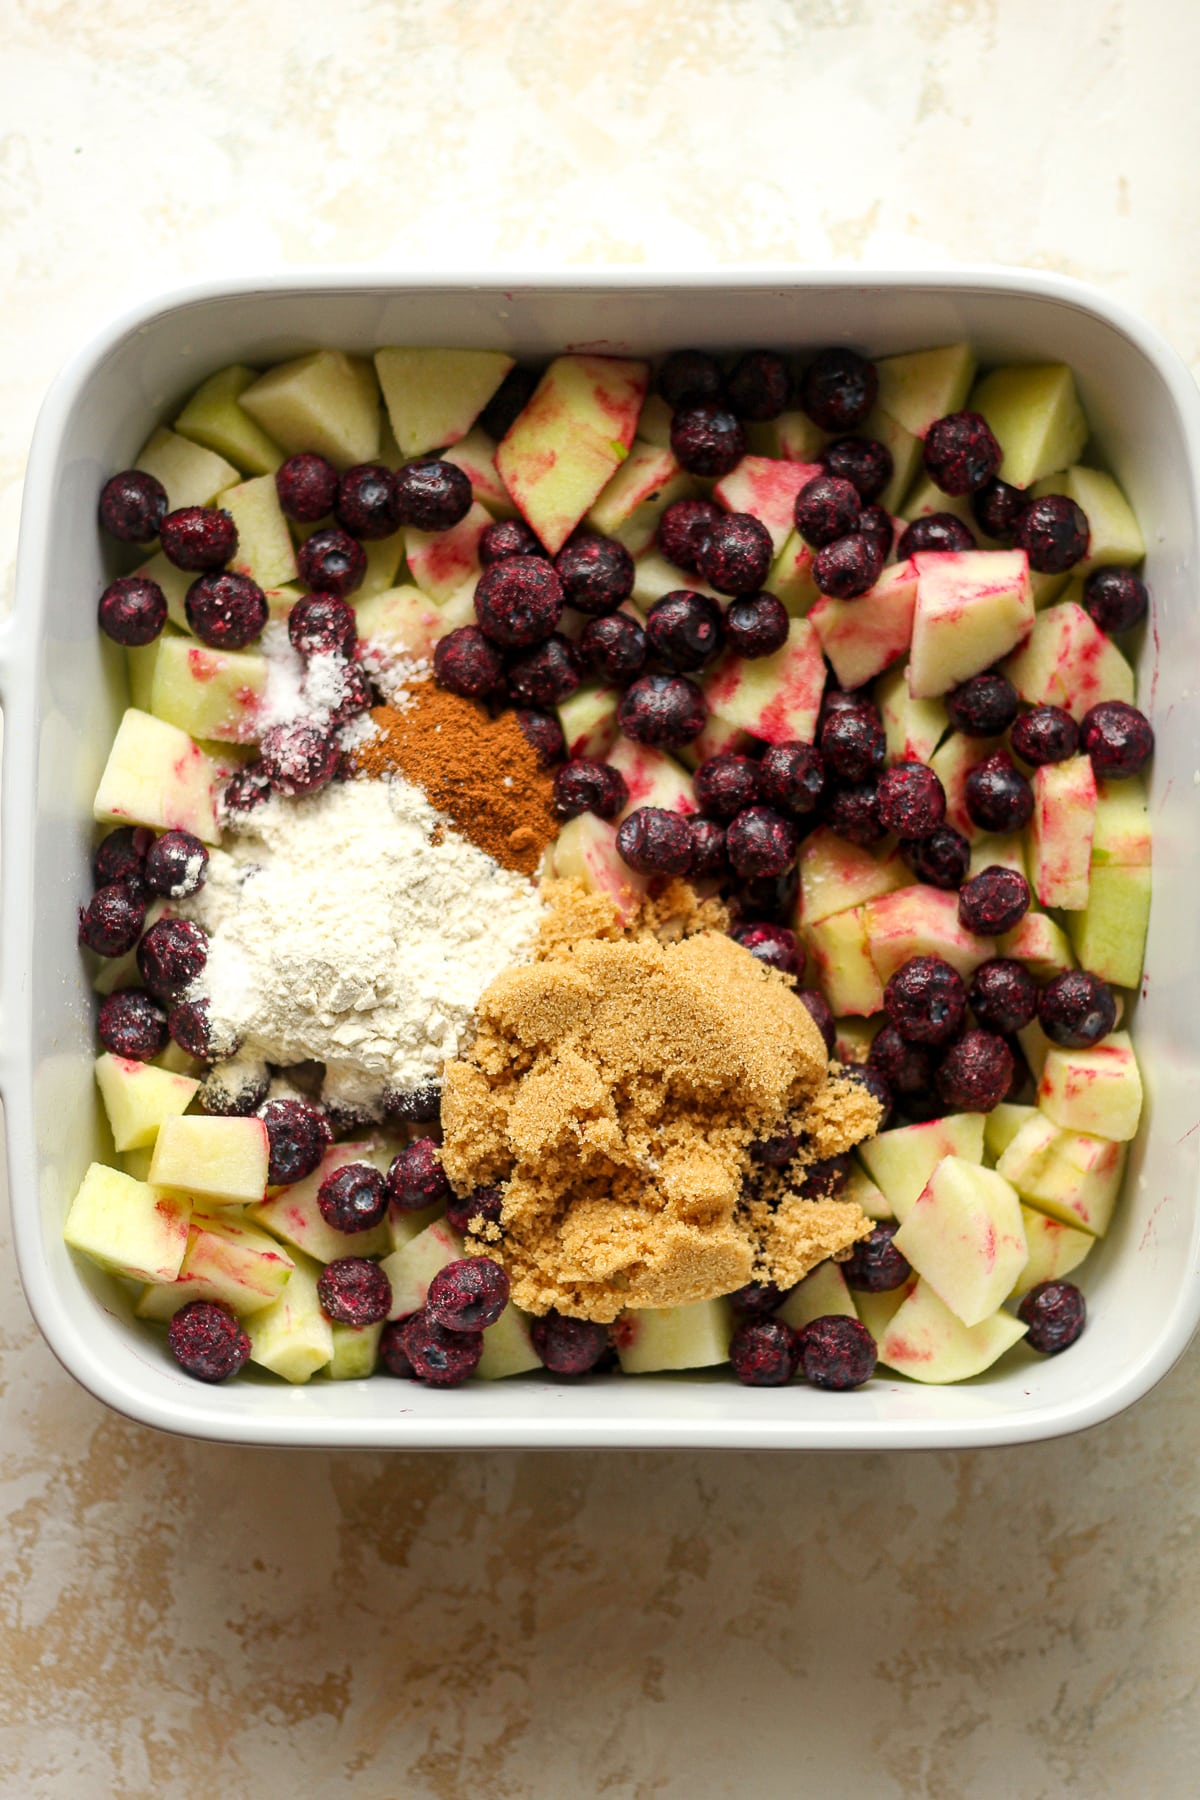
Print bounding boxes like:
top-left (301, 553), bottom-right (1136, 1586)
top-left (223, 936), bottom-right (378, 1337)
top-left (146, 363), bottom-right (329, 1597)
top-left (93, 708), bottom-right (220, 845)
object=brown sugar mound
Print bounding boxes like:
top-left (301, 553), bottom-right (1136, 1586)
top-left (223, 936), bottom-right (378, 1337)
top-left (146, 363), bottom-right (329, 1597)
top-left (440, 881), bottom-right (880, 1322)
top-left (349, 682), bottom-right (558, 876)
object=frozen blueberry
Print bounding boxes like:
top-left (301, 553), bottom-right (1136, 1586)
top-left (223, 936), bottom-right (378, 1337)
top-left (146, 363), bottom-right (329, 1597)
top-left (478, 364), bottom-right (541, 440)
top-left (98, 575), bottom-right (168, 647)
top-left (506, 633), bottom-right (581, 708)
top-left (645, 591), bottom-right (724, 672)
top-left (480, 518), bottom-right (545, 565)
top-left (165, 998), bottom-right (212, 1060)
top-left (98, 469), bottom-right (167, 543)
top-left (618, 672), bottom-right (707, 747)
top-left (969, 958), bottom-right (1038, 1035)
top-left (818, 436), bottom-right (894, 503)
top-left (946, 671), bottom-right (1019, 737)
top-left (1079, 701), bottom-right (1154, 779)
top-left (317, 1162), bottom-right (389, 1233)
top-left (222, 762), bottom-right (272, 818)
top-left (579, 613), bottom-right (648, 684)
top-left (275, 452), bottom-right (340, 522)
top-left (552, 758), bottom-right (628, 821)
top-left (797, 1315), bottom-right (876, 1389)
top-left (392, 459), bottom-right (473, 532)
top-left (445, 1185), bottom-right (504, 1235)
top-left (936, 1029), bottom-right (1014, 1112)
top-left (695, 754), bottom-right (761, 818)
top-left (842, 1223), bottom-right (912, 1293)
top-left (160, 506), bottom-right (238, 571)
top-left (296, 526), bottom-right (367, 599)
top-left (958, 865), bottom-right (1030, 935)
top-left (1010, 705), bottom-right (1079, 767)
top-left (658, 498), bottom-right (723, 574)
top-left (729, 1282), bottom-right (787, 1318)
top-left (386, 1137), bottom-right (452, 1213)
top-left (896, 512), bottom-right (977, 557)
top-left (922, 411), bottom-right (1002, 496)
top-left (884, 955), bottom-right (967, 1046)
top-left (259, 1097), bottom-right (332, 1186)
top-left (697, 513), bottom-right (773, 596)
top-left (814, 533), bottom-right (885, 599)
top-left (399, 1309), bottom-right (484, 1386)
top-left (1083, 566), bottom-right (1149, 635)
top-left (185, 572), bottom-right (268, 649)
top-left (515, 709), bottom-right (566, 765)
top-left (79, 882), bottom-right (145, 956)
top-left (555, 532), bottom-right (635, 616)
top-left (972, 476), bottom-right (1026, 540)
top-left (326, 658), bottom-right (375, 731)
top-left (200, 1059), bottom-right (270, 1118)
top-left (819, 685), bottom-right (867, 724)
top-left (1015, 495), bottom-right (1090, 573)
top-left (964, 752), bottom-right (1033, 832)
top-left (730, 1317), bottom-right (801, 1387)
top-left (134, 919), bottom-right (206, 1003)
top-left (144, 829), bottom-right (208, 899)
top-left (793, 473), bottom-right (861, 549)
top-left (855, 503), bottom-right (895, 562)
top-left (876, 761), bottom-right (946, 838)
top-left (317, 1257), bottom-right (393, 1326)
top-left (93, 825), bottom-right (153, 892)
top-left (689, 817), bottom-right (729, 877)
top-left (726, 806), bottom-right (797, 879)
top-left (797, 987), bottom-right (836, 1054)
top-left (382, 1084), bottom-right (442, 1126)
top-left (819, 706), bottom-right (886, 783)
top-left (749, 1129), bottom-right (800, 1169)
top-left (1018, 1279), bottom-right (1087, 1355)
top-left (378, 1321), bottom-right (416, 1378)
top-left (97, 989), bottom-right (168, 1061)
top-left (427, 1257), bottom-right (510, 1333)
top-left (730, 921), bottom-right (802, 977)
top-left (167, 1300), bottom-right (250, 1382)
top-left (335, 463), bottom-right (401, 539)
top-left (434, 625), bottom-right (505, 698)
top-left (1038, 970), bottom-right (1117, 1048)
top-left (842, 1065), bottom-right (894, 1129)
top-left (868, 1024), bottom-right (934, 1098)
top-left (616, 806), bottom-right (694, 876)
top-left (824, 778), bottom-right (887, 847)
top-left (530, 1312), bottom-right (610, 1376)
top-left (759, 742), bottom-right (826, 817)
top-left (670, 401), bottom-right (746, 478)
top-left (727, 350), bottom-right (790, 421)
top-left (658, 349), bottom-right (725, 408)
top-left (288, 592), bottom-right (357, 659)
top-left (259, 720), bottom-right (339, 796)
top-left (799, 347), bottom-right (877, 432)
top-left (724, 592), bottom-right (789, 659)
top-left (475, 555), bottom-right (564, 647)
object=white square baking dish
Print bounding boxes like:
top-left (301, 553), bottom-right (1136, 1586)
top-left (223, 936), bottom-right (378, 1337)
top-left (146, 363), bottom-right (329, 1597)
top-left (6, 269), bottom-right (1200, 1449)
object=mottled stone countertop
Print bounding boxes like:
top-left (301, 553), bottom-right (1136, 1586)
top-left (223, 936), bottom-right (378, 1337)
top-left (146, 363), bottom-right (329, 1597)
top-left (3, 2), bottom-right (1200, 1794)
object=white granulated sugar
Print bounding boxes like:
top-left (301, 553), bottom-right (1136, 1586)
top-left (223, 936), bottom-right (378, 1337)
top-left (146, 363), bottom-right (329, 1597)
top-left (184, 775), bottom-right (545, 1115)
top-left (360, 644), bottom-right (429, 709)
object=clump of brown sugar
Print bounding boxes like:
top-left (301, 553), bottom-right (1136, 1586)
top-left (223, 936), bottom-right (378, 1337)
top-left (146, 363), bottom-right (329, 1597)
top-left (440, 880), bottom-right (879, 1322)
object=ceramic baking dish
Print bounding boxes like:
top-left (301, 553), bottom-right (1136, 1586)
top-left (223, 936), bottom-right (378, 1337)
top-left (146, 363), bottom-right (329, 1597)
top-left (6, 269), bottom-right (1200, 1449)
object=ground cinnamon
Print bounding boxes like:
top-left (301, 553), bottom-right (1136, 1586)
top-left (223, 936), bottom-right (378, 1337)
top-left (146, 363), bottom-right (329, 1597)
top-left (350, 680), bottom-right (558, 877)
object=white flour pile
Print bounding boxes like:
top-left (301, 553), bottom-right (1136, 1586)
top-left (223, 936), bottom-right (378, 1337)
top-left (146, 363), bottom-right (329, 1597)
top-left (184, 775), bottom-right (545, 1117)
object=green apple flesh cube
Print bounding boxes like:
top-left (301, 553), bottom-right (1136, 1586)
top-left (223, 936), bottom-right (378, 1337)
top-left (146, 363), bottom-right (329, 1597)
top-left (860, 405), bottom-right (922, 512)
top-left (712, 457), bottom-right (821, 554)
top-left (776, 1260), bottom-right (857, 1331)
top-left (1009, 1206), bottom-right (1094, 1299)
top-left (635, 391), bottom-right (674, 449)
top-left (122, 1147), bottom-right (155, 1182)
top-left (843, 1160), bottom-right (892, 1219)
top-left (968, 831), bottom-right (1026, 879)
top-left (374, 347), bottom-right (514, 457)
top-left (863, 885), bottom-right (994, 982)
top-left (1028, 754), bottom-right (1096, 909)
top-left (552, 813), bottom-right (648, 924)
top-left (587, 441), bottom-right (694, 555)
top-left (218, 474), bottom-right (297, 589)
top-left (744, 409), bottom-right (828, 460)
top-left (677, 713), bottom-right (754, 772)
top-left (381, 1219), bottom-right (464, 1320)
top-left (94, 1053), bottom-right (200, 1153)
top-left (834, 1017), bottom-right (881, 1064)
top-left (902, 476), bottom-right (976, 529)
top-left (496, 354), bottom-right (650, 555)
top-left (1037, 1031), bottom-right (1143, 1142)
top-left (174, 365), bottom-right (285, 476)
top-left (387, 1199), bottom-right (450, 1253)
top-left (996, 1113), bottom-right (1126, 1235)
top-left (703, 618), bottom-right (825, 744)
top-left (908, 551), bottom-right (1034, 698)
top-left (1003, 602), bottom-right (1134, 720)
top-left (405, 501), bottom-right (491, 605)
top-left (878, 1280), bottom-right (1027, 1382)
top-left (135, 1210), bottom-right (295, 1318)
top-left (971, 363), bottom-right (1088, 489)
top-left (615, 1297), bottom-right (733, 1373)
top-left (605, 738), bottom-right (696, 820)
top-left (354, 585), bottom-right (445, 662)
top-left (64, 1162), bottom-right (190, 1283)
top-left (326, 1321), bottom-right (384, 1380)
top-left (1092, 777), bottom-right (1151, 868)
top-left (1032, 465), bottom-right (1144, 573)
top-left (442, 426), bottom-right (518, 519)
top-left (357, 532), bottom-right (407, 601)
top-left (768, 530), bottom-right (819, 617)
top-left (984, 1103), bottom-right (1038, 1163)
top-left (249, 1142), bottom-right (394, 1262)
top-left (893, 1156), bottom-right (1027, 1326)
top-left (155, 1040), bottom-right (204, 1078)
top-left (875, 343), bottom-right (977, 439)
top-left (149, 1114), bottom-right (270, 1205)
top-left (803, 907), bottom-right (883, 1016)
top-left (149, 636), bottom-right (268, 744)
top-left (246, 1248), bottom-right (333, 1383)
top-left (632, 548), bottom-right (723, 609)
top-left (558, 685), bottom-right (620, 761)
top-left (853, 1276), bottom-right (917, 1343)
top-left (1067, 862), bottom-right (1150, 988)
top-left (1017, 1021), bottom-right (1052, 1080)
top-left (134, 550), bottom-right (195, 632)
top-left (798, 827), bottom-right (909, 926)
top-left (875, 665), bottom-right (949, 765)
top-left (240, 350), bottom-right (380, 468)
top-left (996, 910), bottom-right (1076, 980)
top-left (929, 731), bottom-right (1003, 841)
top-left (809, 559), bottom-right (918, 689)
top-left (93, 708), bottom-right (220, 844)
top-left (135, 426), bottom-right (240, 509)
top-left (476, 1303), bottom-right (543, 1379)
top-left (859, 1113), bottom-right (986, 1223)
top-left (126, 634), bottom-right (167, 712)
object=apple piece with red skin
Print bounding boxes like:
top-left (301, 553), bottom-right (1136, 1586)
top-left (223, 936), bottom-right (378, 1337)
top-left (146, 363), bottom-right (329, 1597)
top-left (149, 637), bottom-right (268, 745)
top-left (875, 343), bottom-right (977, 440)
top-left (802, 906), bottom-right (884, 1017)
top-left (862, 885), bottom-right (995, 983)
top-left (858, 1113), bottom-right (986, 1223)
top-left (809, 559), bottom-right (919, 690)
top-left (374, 347), bottom-right (515, 457)
top-left (245, 1248), bottom-right (333, 1383)
top-left (605, 737), bottom-right (696, 820)
top-left (776, 1260), bottom-right (857, 1332)
top-left (150, 1114), bottom-right (271, 1207)
top-left (442, 426), bottom-right (519, 519)
top-left (93, 708), bottom-right (221, 845)
top-left (496, 354), bottom-right (650, 555)
top-left (354, 584), bottom-right (446, 662)
top-left (63, 1162), bottom-right (191, 1285)
top-left (995, 911), bottom-right (1077, 981)
top-left (878, 1279), bottom-right (1027, 1383)
top-left (553, 812), bottom-right (649, 923)
top-left (703, 618), bottom-right (825, 745)
top-left (995, 1111), bottom-right (1126, 1236)
top-left (557, 685), bottom-right (621, 761)
top-left (249, 1140), bottom-right (395, 1263)
top-left (135, 1209), bottom-right (295, 1319)
top-left (713, 457), bottom-right (822, 554)
top-left (893, 1156), bottom-right (1028, 1327)
top-left (405, 500), bottom-right (493, 605)
top-left (874, 665), bottom-right (950, 766)
top-left (798, 827), bottom-right (910, 927)
top-left (908, 550), bottom-right (1035, 699)
top-left (94, 1053), bottom-right (200, 1153)
top-left (929, 730), bottom-right (1003, 842)
top-left (768, 529), bottom-right (820, 618)
top-left (587, 441), bottom-right (696, 556)
top-left (1003, 601), bottom-right (1136, 720)
top-left (1009, 1205), bottom-right (1094, 1300)
top-left (614, 1297), bottom-right (734, 1373)
top-left (1037, 1030), bottom-right (1142, 1142)
top-left (1028, 754), bottom-right (1096, 910)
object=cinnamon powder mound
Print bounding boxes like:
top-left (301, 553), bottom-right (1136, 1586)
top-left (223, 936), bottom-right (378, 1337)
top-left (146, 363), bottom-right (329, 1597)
top-left (350, 681), bottom-right (558, 876)
top-left (440, 880), bottom-right (879, 1322)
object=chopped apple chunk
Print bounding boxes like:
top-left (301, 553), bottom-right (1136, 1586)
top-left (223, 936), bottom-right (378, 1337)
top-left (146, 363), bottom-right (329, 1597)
top-left (240, 350), bottom-right (380, 469)
top-left (149, 1115), bottom-right (270, 1206)
top-left (374, 347), bottom-right (514, 457)
top-left (64, 1163), bottom-right (190, 1285)
top-left (1037, 1031), bottom-right (1142, 1142)
top-left (93, 709), bottom-right (220, 844)
top-left (893, 1157), bottom-right (1027, 1326)
top-left (878, 1280), bottom-right (1027, 1383)
top-left (908, 550), bottom-right (1034, 698)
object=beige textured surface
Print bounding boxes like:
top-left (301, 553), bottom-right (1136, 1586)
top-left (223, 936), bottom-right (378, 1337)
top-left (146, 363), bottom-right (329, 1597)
top-left (4, 2), bottom-right (1200, 1794)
